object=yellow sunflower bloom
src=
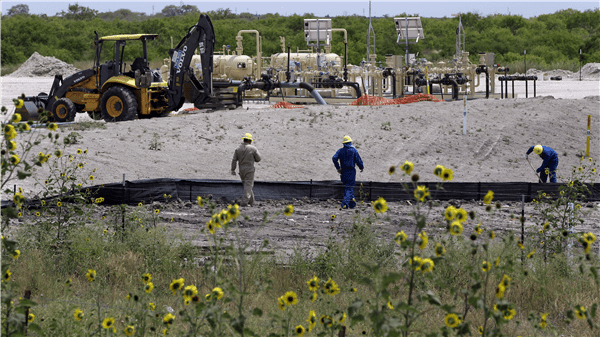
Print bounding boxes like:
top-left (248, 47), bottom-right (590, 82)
top-left (284, 204), bottom-right (294, 216)
top-left (373, 197), bottom-right (388, 214)
top-left (414, 185), bottom-right (429, 202)
top-left (102, 317), bottom-right (115, 329)
top-left (307, 275), bottom-right (319, 292)
top-left (444, 313), bottom-right (461, 328)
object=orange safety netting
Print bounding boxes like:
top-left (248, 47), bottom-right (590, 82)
top-left (270, 101), bottom-right (306, 109)
top-left (349, 93), bottom-right (442, 106)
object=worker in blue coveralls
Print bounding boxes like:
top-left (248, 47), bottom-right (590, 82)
top-left (332, 135), bottom-right (364, 209)
top-left (526, 144), bottom-right (559, 183)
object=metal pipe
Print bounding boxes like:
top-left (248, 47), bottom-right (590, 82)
top-left (450, 79), bottom-right (458, 100)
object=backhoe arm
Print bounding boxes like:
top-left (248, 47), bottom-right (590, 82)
top-left (166, 14), bottom-right (215, 111)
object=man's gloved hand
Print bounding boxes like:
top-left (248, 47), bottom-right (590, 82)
top-left (536, 167), bottom-right (542, 173)
top-left (360, 169), bottom-right (363, 173)
top-left (231, 171), bottom-right (236, 176)
top-left (337, 169), bottom-right (342, 174)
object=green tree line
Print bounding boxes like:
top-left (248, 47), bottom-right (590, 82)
top-left (2, 6), bottom-right (599, 70)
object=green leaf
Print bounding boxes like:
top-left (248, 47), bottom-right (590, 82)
top-left (382, 272), bottom-right (402, 288)
top-left (16, 170), bottom-right (31, 180)
top-left (592, 303), bottom-right (598, 318)
top-left (426, 291), bottom-right (442, 306)
top-left (252, 308), bottom-right (263, 317)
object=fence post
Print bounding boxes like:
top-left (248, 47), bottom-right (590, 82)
top-left (24, 290), bottom-right (31, 332)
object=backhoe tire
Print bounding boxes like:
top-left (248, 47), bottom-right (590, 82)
top-left (101, 86), bottom-right (138, 122)
top-left (51, 98), bottom-right (76, 122)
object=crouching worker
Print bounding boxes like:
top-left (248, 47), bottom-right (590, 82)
top-left (231, 133), bottom-right (262, 206)
top-left (332, 135), bottom-right (364, 209)
top-left (526, 144), bottom-right (559, 183)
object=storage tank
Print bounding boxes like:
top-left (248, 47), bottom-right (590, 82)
top-left (161, 54), bottom-right (255, 81)
top-left (270, 53), bottom-right (342, 71)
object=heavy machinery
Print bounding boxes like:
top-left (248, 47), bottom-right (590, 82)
top-left (16, 14), bottom-right (215, 122)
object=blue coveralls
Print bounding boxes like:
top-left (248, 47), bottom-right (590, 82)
top-left (332, 142), bottom-right (364, 209)
top-left (526, 145), bottom-right (559, 183)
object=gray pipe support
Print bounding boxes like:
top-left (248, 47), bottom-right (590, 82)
top-left (280, 82), bottom-right (327, 105)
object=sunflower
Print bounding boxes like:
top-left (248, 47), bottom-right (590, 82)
top-left (539, 313), bottom-right (549, 329)
top-left (441, 167), bottom-right (454, 181)
top-left (417, 231), bottom-right (428, 249)
top-left (481, 261), bottom-right (491, 272)
top-left (277, 296), bottom-right (286, 311)
top-left (283, 291), bottom-right (298, 306)
top-left (124, 325), bottom-right (135, 336)
top-left (400, 161), bottom-right (414, 175)
top-left (210, 287), bottom-right (223, 300)
top-left (495, 284), bottom-right (506, 299)
top-left (12, 250), bottom-right (20, 259)
top-left (28, 313), bottom-right (35, 323)
top-left (306, 310), bottom-right (317, 331)
top-left (310, 292), bottom-right (317, 302)
top-left (433, 164), bottom-right (445, 177)
top-left (169, 278), bottom-right (185, 295)
top-left (414, 185), bottom-right (429, 202)
top-left (444, 205), bottom-right (456, 221)
top-left (527, 250), bottom-right (536, 258)
top-left (227, 204), bottom-right (240, 219)
top-left (387, 300), bottom-right (394, 309)
top-left (320, 315), bottom-right (334, 327)
top-left (145, 282), bottom-right (154, 293)
top-left (395, 231), bottom-right (407, 244)
top-left (74, 308), bottom-right (84, 321)
top-left (503, 307), bottom-right (516, 320)
top-left (197, 196), bottom-right (204, 207)
top-left (483, 190), bottom-right (494, 204)
top-left (323, 278), bottom-right (341, 296)
top-left (14, 99), bottom-right (24, 109)
top-left (575, 306), bottom-right (587, 319)
top-left (449, 221), bottom-right (463, 235)
top-left (163, 313), bottom-right (175, 326)
top-left (142, 273), bottom-right (152, 284)
top-left (372, 197), bottom-right (388, 214)
top-left (434, 242), bottom-right (446, 256)
top-left (86, 269), bottom-right (96, 282)
top-left (77, 149), bottom-right (82, 154)
top-left (420, 258), bottom-right (434, 273)
top-left (444, 313), bottom-right (461, 328)
top-left (149, 302), bottom-right (156, 311)
top-left (455, 208), bottom-right (468, 223)
top-left (388, 165), bottom-right (396, 175)
top-left (307, 275), bottom-right (319, 292)
top-left (294, 325), bottom-right (306, 337)
top-left (331, 214), bottom-right (336, 221)
top-left (89, 175), bottom-right (95, 181)
top-left (284, 205), bottom-right (294, 216)
top-left (3, 268), bottom-right (12, 282)
top-left (207, 221), bottom-right (216, 234)
top-left (102, 317), bottom-right (115, 329)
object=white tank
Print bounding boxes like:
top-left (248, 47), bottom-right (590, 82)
top-left (270, 53), bottom-right (342, 71)
top-left (190, 54), bottom-right (254, 80)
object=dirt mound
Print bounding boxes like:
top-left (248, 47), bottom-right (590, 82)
top-left (4, 52), bottom-right (80, 78)
top-left (581, 63), bottom-right (600, 78)
top-left (350, 93), bottom-right (442, 106)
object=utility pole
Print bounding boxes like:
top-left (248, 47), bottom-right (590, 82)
top-left (366, 0), bottom-right (375, 64)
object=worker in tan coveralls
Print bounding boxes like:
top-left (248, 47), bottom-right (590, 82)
top-left (231, 133), bottom-right (262, 206)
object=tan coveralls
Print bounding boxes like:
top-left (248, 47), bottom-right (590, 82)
top-left (231, 142), bottom-right (261, 206)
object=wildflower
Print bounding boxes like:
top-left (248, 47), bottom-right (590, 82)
top-left (503, 307), bottom-right (516, 320)
top-left (12, 250), bottom-right (20, 259)
top-left (455, 208), bottom-right (468, 223)
top-left (575, 306), bottom-right (586, 319)
top-left (209, 287), bottom-right (222, 300)
top-left (449, 221), bottom-right (463, 235)
top-left (28, 313), bottom-right (35, 323)
top-left (9, 154), bottom-right (21, 165)
top-left (444, 313), bottom-right (461, 328)
top-left (283, 291), bottom-right (298, 306)
top-left (103, 229), bottom-right (108, 235)
top-left (284, 204), bottom-right (294, 216)
top-left (227, 204), bottom-right (240, 219)
top-left (142, 273), bottom-right (152, 283)
top-left (324, 278), bottom-right (340, 296)
top-left (417, 231), bottom-right (428, 249)
top-left (527, 250), bottom-right (536, 258)
top-left (218, 209), bottom-right (230, 224)
top-left (483, 190), bottom-right (494, 204)
top-left (495, 284), bottom-right (506, 299)
top-left (47, 123), bottom-right (58, 131)
top-left (86, 269), bottom-right (96, 282)
top-left (138, 202), bottom-right (143, 207)
top-left (57, 201), bottom-right (62, 207)
top-left (584, 232), bottom-right (597, 244)
top-left (207, 221), bottom-right (216, 234)
top-left (338, 312), bottom-right (347, 324)
top-left (77, 149), bottom-right (82, 154)
top-left (489, 230), bottom-right (495, 239)
top-left (373, 197), bottom-right (388, 213)
top-left (145, 282), bottom-right (154, 293)
top-left (395, 231), bottom-right (407, 244)
top-left (433, 165), bottom-right (445, 177)
top-left (295, 325), bottom-right (306, 336)
top-left (169, 278), bottom-right (184, 294)
top-left (74, 308), bottom-right (84, 321)
top-left (540, 313), bottom-right (548, 329)
top-left (387, 300), bottom-right (394, 309)
top-left (154, 209), bottom-right (160, 214)
top-left (578, 166), bottom-right (583, 172)
top-left (501, 274), bottom-right (511, 287)
top-left (420, 258), bottom-right (434, 273)
top-left (78, 163), bottom-right (84, 169)
top-left (163, 313), bottom-right (175, 326)
top-left (124, 325), bottom-right (135, 336)
top-left (589, 157), bottom-right (593, 162)
top-left (95, 197), bottom-right (104, 203)
top-left (126, 293), bottom-right (131, 300)
top-left (277, 296), bottom-right (286, 311)
top-left (8, 140), bottom-right (17, 151)
top-left (444, 205), bottom-right (456, 221)
top-left (102, 317), bottom-right (115, 329)
top-left (474, 223), bottom-right (483, 235)
top-left (478, 326), bottom-right (484, 334)
top-left (307, 310), bottom-right (317, 331)
top-left (441, 167), bottom-right (454, 181)
top-left (197, 196), bottom-right (204, 207)
top-left (482, 260), bottom-right (493, 272)
top-left (65, 278), bottom-right (72, 286)
top-left (307, 275), bottom-right (319, 292)
top-left (89, 175), bottom-right (95, 181)
top-left (414, 185), bottom-right (429, 202)
top-left (434, 243), bottom-right (446, 256)
top-left (14, 99), bottom-right (24, 109)
top-left (388, 165), bottom-right (396, 175)
top-left (149, 302), bottom-right (156, 311)
top-left (2, 269), bottom-right (10, 282)
top-left (401, 161), bottom-right (414, 175)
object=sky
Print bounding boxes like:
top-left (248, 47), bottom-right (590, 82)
top-left (2, 0), bottom-right (599, 18)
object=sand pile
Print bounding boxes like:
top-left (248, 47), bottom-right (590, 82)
top-left (522, 63), bottom-right (600, 80)
top-left (4, 52), bottom-right (80, 78)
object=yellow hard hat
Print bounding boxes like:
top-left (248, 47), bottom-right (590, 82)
top-left (242, 133), bottom-right (253, 141)
top-left (533, 144), bottom-right (543, 155)
top-left (342, 135), bottom-right (352, 143)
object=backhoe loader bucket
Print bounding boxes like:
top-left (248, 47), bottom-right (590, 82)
top-left (15, 93), bottom-right (48, 121)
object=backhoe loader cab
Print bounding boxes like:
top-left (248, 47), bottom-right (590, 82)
top-left (15, 14), bottom-right (215, 123)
